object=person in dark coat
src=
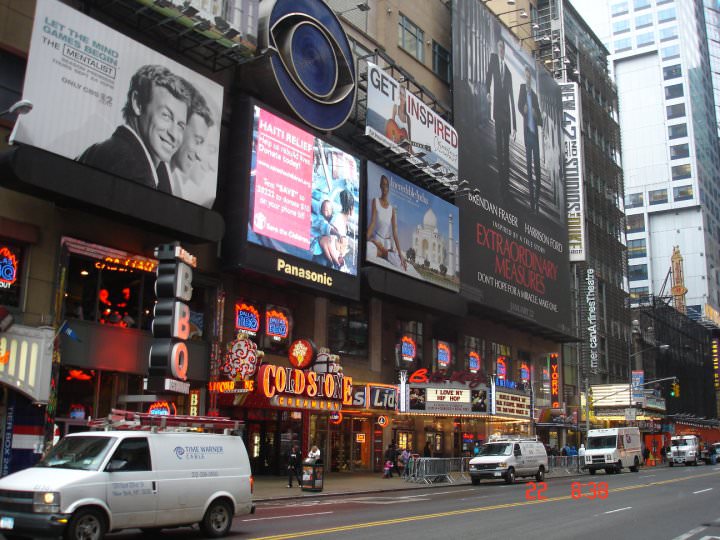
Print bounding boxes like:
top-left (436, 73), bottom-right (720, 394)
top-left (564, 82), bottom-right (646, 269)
top-left (517, 65), bottom-right (543, 213)
top-left (485, 39), bottom-right (516, 192)
top-left (384, 443), bottom-right (397, 477)
top-left (287, 444), bottom-right (301, 487)
top-left (423, 441), bottom-right (432, 458)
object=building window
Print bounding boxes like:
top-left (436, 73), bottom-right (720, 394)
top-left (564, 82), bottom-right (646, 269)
top-left (432, 41), bottom-right (451, 83)
top-left (628, 264), bottom-right (648, 281)
top-left (464, 335), bottom-right (484, 373)
top-left (659, 26), bottom-right (678, 41)
top-left (663, 64), bottom-right (681, 80)
top-left (665, 84), bottom-right (683, 99)
top-left (627, 238), bottom-right (647, 258)
top-left (398, 14), bottom-right (425, 62)
top-left (648, 189), bottom-right (668, 205)
top-left (635, 13), bottom-right (653, 28)
top-left (396, 319), bottom-right (423, 365)
top-left (627, 214), bottom-right (645, 233)
top-left (630, 286), bottom-right (650, 303)
top-left (625, 192), bottom-right (645, 208)
top-left (671, 164), bottom-right (691, 180)
top-left (432, 339), bottom-right (456, 372)
top-left (658, 7), bottom-right (676, 22)
top-left (0, 239), bottom-right (25, 309)
top-left (633, 0), bottom-right (651, 9)
top-left (668, 123), bottom-right (687, 139)
top-left (611, 2), bottom-right (629, 16)
top-left (328, 302), bottom-right (368, 357)
top-left (670, 143), bottom-right (689, 159)
top-left (636, 32), bottom-right (654, 46)
top-left (666, 103), bottom-right (685, 119)
top-left (614, 37), bottom-right (632, 52)
top-left (613, 20), bottom-right (630, 34)
top-left (673, 185), bottom-right (694, 201)
top-left (661, 44), bottom-right (680, 59)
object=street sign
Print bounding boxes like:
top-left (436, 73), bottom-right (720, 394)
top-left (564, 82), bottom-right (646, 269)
top-left (624, 408), bottom-right (637, 421)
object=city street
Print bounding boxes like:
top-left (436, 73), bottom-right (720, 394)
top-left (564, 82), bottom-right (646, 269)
top-left (102, 465), bottom-right (720, 540)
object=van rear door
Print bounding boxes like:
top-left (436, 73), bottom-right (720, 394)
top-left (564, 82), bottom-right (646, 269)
top-left (105, 437), bottom-right (158, 529)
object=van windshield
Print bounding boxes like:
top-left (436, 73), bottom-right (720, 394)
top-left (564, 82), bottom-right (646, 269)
top-left (478, 443), bottom-right (512, 456)
top-left (37, 436), bottom-right (117, 471)
top-left (671, 439), bottom-right (692, 447)
top-left (587, 436), bottom-right (617, 450)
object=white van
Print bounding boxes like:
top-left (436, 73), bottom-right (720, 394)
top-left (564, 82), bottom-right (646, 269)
top-left (668, 435), bottom-right (701, 466)
top-left (468, 437), bottom-right (548, 485)
top-left (583, 427), bottom-right (643, 474)
top-left (0, 430), bottom-right (255, 540)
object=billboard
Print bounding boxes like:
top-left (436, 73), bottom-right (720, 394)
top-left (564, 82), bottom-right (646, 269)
top-left (365, 62), bottom-right (458, 179)
top-left (12, 0), bottom-right (223, 209)
top-left (452, 0), bottom-right (571, 335)
top-left (244, 105), bottom-right (361, 297)
top-left (561, 83), bottom-right (587, 262)
top-left (366, 162), bottom-right (460, 292)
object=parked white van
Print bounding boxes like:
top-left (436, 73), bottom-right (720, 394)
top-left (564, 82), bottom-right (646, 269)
top-left (668, 435), bottom-right (701, 466)
top-left (0, 430), bottom-right (255, 540)
top-left (583, 427), bottom-right (643, 474)
top-left (468, 437), bottom-right (548, 485)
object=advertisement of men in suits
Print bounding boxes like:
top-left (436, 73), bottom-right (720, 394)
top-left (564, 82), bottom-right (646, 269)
top-left (11, 0), bottom-right (223, 209)
top-left (452, 0), bottom-right (571, 336)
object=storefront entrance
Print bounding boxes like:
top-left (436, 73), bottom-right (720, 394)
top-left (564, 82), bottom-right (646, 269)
top-left (330, 416), bottom-right (372, 472)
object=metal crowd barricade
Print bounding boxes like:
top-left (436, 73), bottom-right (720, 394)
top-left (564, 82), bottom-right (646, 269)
top-left (547, 455), bottom-right (581, 475)
top-left (405, 457), bottom-right (472, 484)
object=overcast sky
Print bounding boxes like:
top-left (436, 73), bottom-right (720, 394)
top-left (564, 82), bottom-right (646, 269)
top-left (569, 0), bottom-right (611, 44)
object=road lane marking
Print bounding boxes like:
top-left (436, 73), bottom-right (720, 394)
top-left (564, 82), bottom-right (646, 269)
top-left (639, 475), bottom-right (656, 478)
top-left (604, 507), bottom-right (631, 514)
top-left (242, 511), bottom-right (333, 522)
top-left (671, 526), bottom-right (707, 540)
top-left (693, 488), bottom-right (713, 494)
top-left (247, 470), bottom-right (720, 540)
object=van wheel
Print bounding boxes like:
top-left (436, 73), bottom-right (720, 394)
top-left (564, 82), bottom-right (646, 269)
top-left (505, 468), bottom-right (515, 484)
top-left (616, 460), bottom-right (623, 474)
top-left (201, 499), bottom-right (233, 538)
top-left (64, 508), bottom-right (107, 540)
top-left (669, 461), bottom-right (674, 467)
top-left (629, 457), bottom-right (639, 472)
top-left (536, 466), bottom-right (545, 482)
top-left (141, 528), bottom-right (163, 535)
top-left (471, 477), bottom-right (480, 485)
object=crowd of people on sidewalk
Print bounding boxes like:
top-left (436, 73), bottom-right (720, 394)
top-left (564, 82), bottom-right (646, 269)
top-left (383, 441), bottom-right (413, 478)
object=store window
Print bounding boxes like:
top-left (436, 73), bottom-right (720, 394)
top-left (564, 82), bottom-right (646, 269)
top-left (0, 239), bottom-right (25, 309)
top-left (398, 14), bottom-right (425, 62)
top-left (327, 301), bottom-right (368, 357)
top-left (671, 163), bottom-right (691, 180)
top-left (396, 319), bottom-right (423, 366)
top-left (673, 185), bottom-right (694, 201)
top-left (648, 189), bottom-right (668, 205)
top-left (432, 41), bottom-right (451, 83)
top-left (627, 238), bottom-right (647, 258)
top-left (626, 214), bottom-right (645, 233)
top-left (625, 192), bottom-right (644, 208)
top-left (668, 123), bottom-right (687, 139)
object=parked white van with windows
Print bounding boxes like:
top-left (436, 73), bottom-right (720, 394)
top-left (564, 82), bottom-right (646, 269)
top-left (468, 437), bottom-right (548, 485)
top-left (583, 427), bottom-right (643, 474)
top-left (0, 429), bottom-right (254, 540)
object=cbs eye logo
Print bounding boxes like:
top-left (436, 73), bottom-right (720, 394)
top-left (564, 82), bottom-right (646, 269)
top-left (174, 446), bottom-right (185, 459)
top-left (258, 0), bottom-right (356, 131)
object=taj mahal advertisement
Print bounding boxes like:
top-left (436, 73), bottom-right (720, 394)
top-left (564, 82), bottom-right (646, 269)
top-left (365, 162), bottom-right (460, 292)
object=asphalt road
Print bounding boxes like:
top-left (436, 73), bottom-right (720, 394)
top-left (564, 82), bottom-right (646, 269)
top-left (104, 464), bottom-right (720, 540)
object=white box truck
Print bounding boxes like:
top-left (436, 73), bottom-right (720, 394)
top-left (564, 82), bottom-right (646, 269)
top-left (583, 427), bottom-right (643, 474)
top-left (0, 412), bottom-right (254, 540)
top-left (668, 435), bottom-right (701, 466)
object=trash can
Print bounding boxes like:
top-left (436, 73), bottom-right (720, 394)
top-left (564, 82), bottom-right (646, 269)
top-left (301, 458), bottom-right (324, 492)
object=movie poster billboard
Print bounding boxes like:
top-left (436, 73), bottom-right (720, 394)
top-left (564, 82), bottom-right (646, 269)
top-left (11, 0), bottom-right (224, 209)
top-left (365, 62), bottom-right (459, 179)
top-left (561, 83), bottom-right (587, 262)
top-left (248, 105), bottom-right (361, 277)
top-left (452, 0), bottom-right (571, 336)
top-left (366, 162), bottom-right (460, 292)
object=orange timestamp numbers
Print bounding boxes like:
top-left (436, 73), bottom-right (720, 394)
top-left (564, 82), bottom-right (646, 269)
top-left (524, 481), bottom-right (609, 501)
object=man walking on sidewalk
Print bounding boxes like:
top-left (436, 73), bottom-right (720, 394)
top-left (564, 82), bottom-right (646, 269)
top-left (287, 444), bottom-right (301, 488)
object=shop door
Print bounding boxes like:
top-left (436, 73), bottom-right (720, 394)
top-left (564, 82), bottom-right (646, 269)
top-left (246, 422), bottom-right (275, 475)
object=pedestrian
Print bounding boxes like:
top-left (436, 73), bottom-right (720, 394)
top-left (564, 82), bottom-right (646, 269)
top-left (383, 459), bottom-right (393, 478)
top-left (423, 441), bottom-right (432, 458)
top-left (287, 444), bottom-right (301, 488)
top-left (473, 442), bottom-right (481, 456)
top-left (578, 444), bottom-right (586, 458)
top-left (384, 444), bottom-right (396, 478)
top-left (400, 447), bottom-right (411, 477)
top-left (642, 446), bottom-right (650, 463)
top-left (308, 444), bottom-right (321, 461)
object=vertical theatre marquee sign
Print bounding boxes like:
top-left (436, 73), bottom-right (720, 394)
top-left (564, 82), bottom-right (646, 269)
top-left (586, 268), bottom-right (598, 374)
top-left (561, 83), bottom-right (586, 262)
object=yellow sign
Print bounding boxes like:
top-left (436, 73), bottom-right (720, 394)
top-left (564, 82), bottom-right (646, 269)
top-left (356, 433), bottom-right (366, 443)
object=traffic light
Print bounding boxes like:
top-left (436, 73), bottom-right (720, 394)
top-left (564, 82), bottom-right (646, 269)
top-left (670, 379), bottom-right (680, 398)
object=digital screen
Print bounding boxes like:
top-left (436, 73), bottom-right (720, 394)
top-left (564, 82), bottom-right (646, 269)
top-left (248, 106), bottom-right (361, 275)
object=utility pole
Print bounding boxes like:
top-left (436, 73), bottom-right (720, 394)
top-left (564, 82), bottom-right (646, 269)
top-left (584, 377), bottom-right (590, 435)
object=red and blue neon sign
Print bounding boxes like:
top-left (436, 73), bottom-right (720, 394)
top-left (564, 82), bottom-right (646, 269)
top-left (468, 351), bottom-right (481, 372)
top-left (0, 246), bottom-right (18, 288)
top-left (235, 303), bottom-right (260, 334)
top-left (401, 336), bottom-right (416, 362)
top-left (496, 356), bottom-right (507, 380)
top-left (266, 309), bottom-right (289, 340)
top-left (437, 341), bottom-right (451, 368)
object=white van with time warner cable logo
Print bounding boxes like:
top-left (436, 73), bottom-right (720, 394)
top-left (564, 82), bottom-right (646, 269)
top-left (0, 429), bottom-right (254, 540)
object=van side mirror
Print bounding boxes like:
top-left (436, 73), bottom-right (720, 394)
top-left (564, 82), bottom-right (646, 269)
top-left (106, 459), bottom-right (127, 472)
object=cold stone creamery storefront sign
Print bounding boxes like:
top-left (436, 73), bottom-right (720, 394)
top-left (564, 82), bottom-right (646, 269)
top-left (258, 364), bottom-right (352, 411)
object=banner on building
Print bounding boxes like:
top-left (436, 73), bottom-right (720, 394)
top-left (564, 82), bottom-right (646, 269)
top-left (365, 62), bottom-right (458, 179)
top-left (713, 338), bottom-right (719, 390)
top-left (12, 0), bottom-right (224, 209)
top-left (365, 162), bottom-right (460, 292)
top-left (560, 83), bottom-right (587, 262)
top-left (586, 268), bottom-right (598, 373)
top-left (452, 0), bottom-right (571, 337)
top-left (631, 370), bottom-right (645, 405)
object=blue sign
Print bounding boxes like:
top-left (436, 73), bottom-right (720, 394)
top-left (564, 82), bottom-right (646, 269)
top-left (631, 370), bottom-right (645, 404)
